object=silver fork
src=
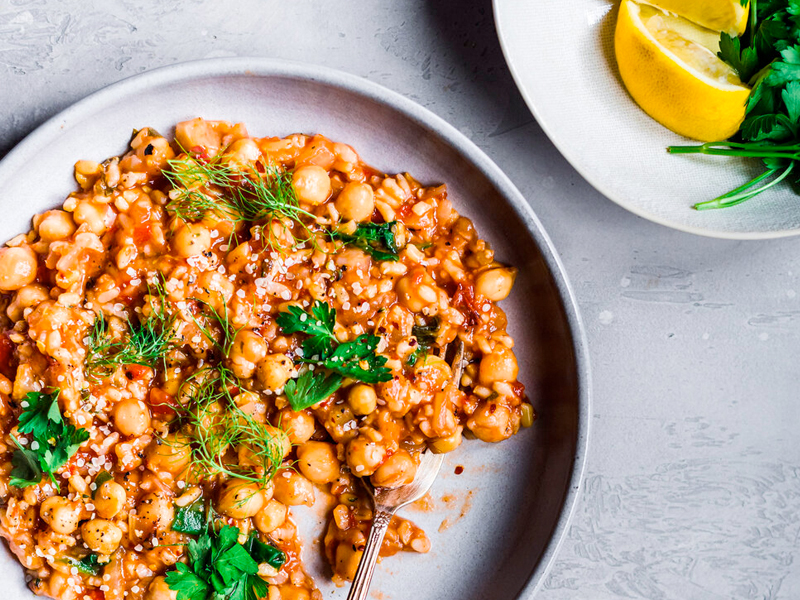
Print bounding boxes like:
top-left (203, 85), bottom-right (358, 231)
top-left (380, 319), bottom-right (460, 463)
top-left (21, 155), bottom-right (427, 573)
top-left (346, 341), bottom-right (465, 600)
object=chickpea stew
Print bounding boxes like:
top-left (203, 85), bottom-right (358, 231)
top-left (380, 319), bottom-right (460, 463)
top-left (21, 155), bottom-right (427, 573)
top-left (0, 118), bottom-right (534, 600)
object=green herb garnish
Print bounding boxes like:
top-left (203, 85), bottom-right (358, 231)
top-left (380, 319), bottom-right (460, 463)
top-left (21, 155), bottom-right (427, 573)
top-left (163, 150), bottom-right (313, 249)
top-left (172, 502), bottom-right (205, 535)
top-left (284, 370), bottom-right (343, 412)
top-left (330, 221), bottom-right (400, 261)
top-left (276, 301), bottom-right (392, 410)
top-left (188, 297), bottom-right (243, 358)
top-left (86, 284), bottom-right (175, 378)
top-left (62, 553), bottom-right (102, 575)
top-left (669, 0), bottom-right (800, 208)
top-left (406, 317), bottom-right (440, 366)
top-left (178, 367), bottom-right (284, 487)
top-left (10, 390), bottom-right (89, 488)
top-left (164, 521), bottom-right (285, 600)
top-left (91, 471), bottom-right (113, 499)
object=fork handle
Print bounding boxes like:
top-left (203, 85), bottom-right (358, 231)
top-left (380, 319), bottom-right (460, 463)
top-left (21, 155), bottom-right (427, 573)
top-left (346, 508), bottom-right (395, 600)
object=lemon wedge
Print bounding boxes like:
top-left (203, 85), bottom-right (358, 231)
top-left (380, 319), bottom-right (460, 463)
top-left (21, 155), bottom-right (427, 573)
top-left (637, 0), bottom-right (749, 36)
top-left (615, 0), bottom-right (751, 142)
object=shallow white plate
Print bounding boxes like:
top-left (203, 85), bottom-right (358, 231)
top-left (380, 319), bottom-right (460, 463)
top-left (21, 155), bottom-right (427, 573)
top-left (494, 0), bottom-right (800, 239)
top-left (0, 59), bottom-right (590, 599)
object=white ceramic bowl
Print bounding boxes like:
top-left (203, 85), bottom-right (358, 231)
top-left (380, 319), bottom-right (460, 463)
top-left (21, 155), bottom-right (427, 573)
top-left (0, 59), bottom-right (591, 599)
top-left (494, 0), bottom-right (800, 239)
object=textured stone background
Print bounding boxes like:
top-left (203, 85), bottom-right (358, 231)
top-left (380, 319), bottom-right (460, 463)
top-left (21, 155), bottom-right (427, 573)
top-left (2, 1), bottom-right (800, 598)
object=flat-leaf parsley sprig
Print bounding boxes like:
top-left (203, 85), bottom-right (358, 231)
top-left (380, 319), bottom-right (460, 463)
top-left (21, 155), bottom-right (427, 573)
top-left (277, 301), bottom-right (392, 411)
top-left (164, 516), bottom-right (286, 600)
top-left (668, 0), bottom-right (800, 209)
top-left (10, 390), bottom-right (89, 488)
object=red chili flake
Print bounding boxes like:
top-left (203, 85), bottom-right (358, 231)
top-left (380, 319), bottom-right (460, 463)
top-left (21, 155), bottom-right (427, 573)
top-left (147, 388), bottom-right (178, 417)
top-left (454, 466), bottom-right (464, 475)
top-left (453, 282), bottom-right (481, 328)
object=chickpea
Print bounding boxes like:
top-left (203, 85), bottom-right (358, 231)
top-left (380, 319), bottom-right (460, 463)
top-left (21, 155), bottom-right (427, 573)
top-left (234, 390), bottom-right (267, 424)
top-left (371, 450), bottom-right (417, 488)
top-left (335, 182), bottom-right (375, 222)
top-left (292, 165), bottom-right (331, 205)
top-left (467, 401), bottom-right (515, 443)
top-left (173, 223), bottom-right (211, 258)
top-left (346, 434), bottom-right (387, 477)
top-left (6, 283), bottom-right (49, 321)
top-left (144, 576), bottom-right (178, 600)
top-left (475, 267), bottom-right (516, 301)
top-left (256, 353), bottom-right (293, 391)
top-left (272, 469), bottom-right (315, 506)
top-left (39, 496), bottom-right (81, 534)
top-left (145, 434), bottom-right (192, 475)
top-left (297, 441), bottom-right (340, 484)
top-left (224, 138), bottom-right (261, 167)
top-left (0, 246), bottom-right (37, 291)
top-left (478, 346), bottom-right (519, 385)
top-left (37, 210), bottom-right (76, 241)
top-left (413, 355), bottom-right (452, 391)
top-left (264, 425), bottom-right (292, 460)
top-left (429, 426), bottom-right (463, 454)
top-left (81, 519), bottom-right (123, 555)
top-left (335, 543), bottom-right (363, 581)
top-left (136, 492), bottom-right (174, 531)
top-left (229, 330), bottom-right (268, 379)
top-left (216, 479), bottom-right (266, 519)
top-left (73, 201), bottom-right (110, 235)
top-left (254, 499), bottom-right (288, 534)
top-left (278, 407), bottom-right (316, 445)
top-left (113, 398), bottom-right (151, 437)
top-left (95, 479), bottom-right (126, 519)
top-left (347, 384), bottom-right (377, 416)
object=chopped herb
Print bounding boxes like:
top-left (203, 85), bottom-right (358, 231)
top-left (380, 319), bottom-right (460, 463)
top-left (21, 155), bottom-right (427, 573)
top-left (62, 553), bottom-right (102, 575)
top-left (276, 301), bottom-right (392, 410)
top-left (10, 390), bottom-right (89, 488)
top-left (172, 502), bottom-right (205, 535)
top-left (330, 221), bottom-right (400, 261)
top-left (406, 318), bottom-right (440, 366)
top-left (164, 521), bottom-right (284, 600)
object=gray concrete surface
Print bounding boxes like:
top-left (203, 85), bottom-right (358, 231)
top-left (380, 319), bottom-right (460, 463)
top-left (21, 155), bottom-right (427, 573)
top-left (1, 1), bottom-right (799, 598)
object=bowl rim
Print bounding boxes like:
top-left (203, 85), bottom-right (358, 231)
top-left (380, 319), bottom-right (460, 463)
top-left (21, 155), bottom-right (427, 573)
top-left (0, 57), bottom-right (592, 597)
top-left (492, 0), bottom-right (800, 241)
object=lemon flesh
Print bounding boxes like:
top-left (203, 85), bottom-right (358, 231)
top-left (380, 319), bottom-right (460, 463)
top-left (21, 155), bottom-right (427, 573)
top-left (637, 0), bottom-right (749, 36)
top-left (615, 0), bottom-right (750, 142)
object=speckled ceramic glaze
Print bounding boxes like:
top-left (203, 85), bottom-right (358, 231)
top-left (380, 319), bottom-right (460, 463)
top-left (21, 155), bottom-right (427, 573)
top-left (0, 59), bottom-right (590, 599)
top-left (495, 0), bottom-right (800, 239)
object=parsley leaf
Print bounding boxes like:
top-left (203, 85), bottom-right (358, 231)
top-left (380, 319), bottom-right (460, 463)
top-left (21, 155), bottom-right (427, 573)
top-left (276, 302), bottom-right (336, 359)
top-left (10, 442), bottom-right (42, 488)
top-left (330, 221), bottom-right (400, 261)
top-left (284, 370), bottom-right (343, 411)
top-left (719, 32), bottom-right (760, 81)
top-left (61, 553), bottom-right (103, 575)
top-left (172, 503), bottom-right (205, 535)
top-left (10, 390), bottom-right (89, 488)
top-left (277, 301), bottom-right (393, 410)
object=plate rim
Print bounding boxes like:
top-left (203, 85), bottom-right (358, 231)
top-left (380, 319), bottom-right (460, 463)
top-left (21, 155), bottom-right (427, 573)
top-left (493, 0), bottom-right (800, 241)
top-left (0, 57), bottom-right (592, 597)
